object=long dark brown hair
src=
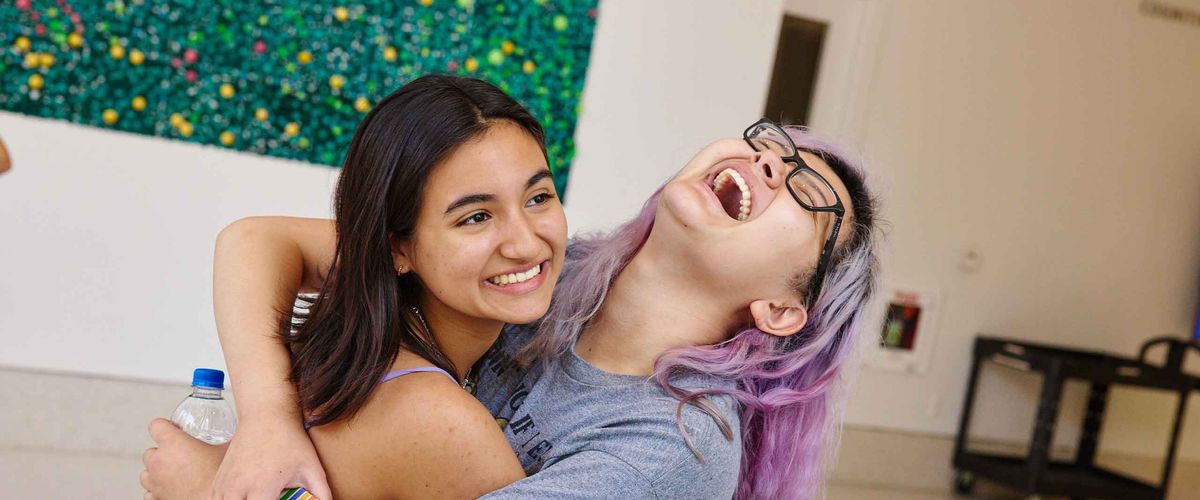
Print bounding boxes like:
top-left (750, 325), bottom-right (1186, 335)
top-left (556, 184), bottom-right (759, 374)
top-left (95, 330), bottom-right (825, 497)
top-left (286, 74), bottom-right (547, 426)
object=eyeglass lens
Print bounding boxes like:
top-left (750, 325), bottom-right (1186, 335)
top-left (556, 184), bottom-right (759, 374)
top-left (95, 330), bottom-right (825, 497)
top-left (747, 124), bottom-right (795, 157)
top-left (788, 170), bottom-right (838, 209)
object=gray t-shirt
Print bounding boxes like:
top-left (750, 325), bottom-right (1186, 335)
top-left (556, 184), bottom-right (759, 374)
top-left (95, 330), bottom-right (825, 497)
top-left (475, 323), bottom-right (742, 499)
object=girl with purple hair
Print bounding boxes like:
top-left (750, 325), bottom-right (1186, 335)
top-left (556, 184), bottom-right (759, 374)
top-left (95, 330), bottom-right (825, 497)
top-left (146, 119), bottom-right (878, 499)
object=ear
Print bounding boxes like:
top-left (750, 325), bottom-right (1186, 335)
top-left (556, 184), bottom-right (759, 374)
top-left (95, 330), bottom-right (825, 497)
top-left (748, 298), bottom-right (808, 337)
top-left (389, 233), bottom-right (413, 275)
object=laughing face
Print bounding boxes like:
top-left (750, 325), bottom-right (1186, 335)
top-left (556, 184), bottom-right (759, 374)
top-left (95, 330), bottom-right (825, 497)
top-left (397, 120), bottom-right (568, 330)
top-left (655, 137), bottom-right (855, 309)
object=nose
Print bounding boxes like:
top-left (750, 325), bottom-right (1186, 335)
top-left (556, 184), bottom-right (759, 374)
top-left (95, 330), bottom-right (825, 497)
top-left (751, 150), bottom-right (788, 190)
top-left (499, 213), bottom-right (543, 262)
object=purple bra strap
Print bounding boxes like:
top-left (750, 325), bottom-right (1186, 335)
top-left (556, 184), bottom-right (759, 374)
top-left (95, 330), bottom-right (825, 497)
top-left (380, 366), bottom-right (458, 384)
top-left (304, 367), bottom-right (458, 429)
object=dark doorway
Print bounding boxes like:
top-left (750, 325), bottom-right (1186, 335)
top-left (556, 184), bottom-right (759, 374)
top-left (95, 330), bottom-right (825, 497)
top-left (763, 15), bottom-right (827, 126)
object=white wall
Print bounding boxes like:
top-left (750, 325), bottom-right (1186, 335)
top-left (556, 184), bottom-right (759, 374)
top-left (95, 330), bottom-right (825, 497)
top-left (828, 0), bottom-right (1200, 460)
top-left (0, 115), bottom-right (340, 383)
top-left (563, 0), bottom-right (784, 232)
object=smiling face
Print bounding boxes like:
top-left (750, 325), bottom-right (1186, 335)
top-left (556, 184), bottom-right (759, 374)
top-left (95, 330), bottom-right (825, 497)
top-left (396, 120), bottom-right (568, 329)
top-left (655, 137), bottom-right (855, 309)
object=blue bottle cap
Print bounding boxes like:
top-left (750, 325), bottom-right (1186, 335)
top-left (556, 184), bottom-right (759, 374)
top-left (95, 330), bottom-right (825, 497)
top-left (192, 368), bottom-right (225, 390)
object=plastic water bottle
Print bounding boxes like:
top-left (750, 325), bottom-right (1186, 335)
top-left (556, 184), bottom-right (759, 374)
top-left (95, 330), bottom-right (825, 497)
top-left (170, 368), bottom-right (237, 445)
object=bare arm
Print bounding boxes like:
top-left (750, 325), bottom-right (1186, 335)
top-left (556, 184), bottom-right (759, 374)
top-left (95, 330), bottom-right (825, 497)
top-left (212, 216), bottom-right (337, 499)
top-left (146, 216), bottom-right (338, 500)
top-left (213, 216), bottom-right (334, 423)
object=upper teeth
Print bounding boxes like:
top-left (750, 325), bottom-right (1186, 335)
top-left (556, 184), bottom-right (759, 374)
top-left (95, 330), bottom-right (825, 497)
top-left (712, 168), bottom-right (751, 221)
top-left (488, 263), bottom-right (542, 286)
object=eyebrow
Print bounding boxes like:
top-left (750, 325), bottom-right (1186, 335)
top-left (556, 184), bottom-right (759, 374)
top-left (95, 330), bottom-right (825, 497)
top-left (526, 169), bottom-right (553, 189)
top-left (443, 169), bottom-right (555, 215)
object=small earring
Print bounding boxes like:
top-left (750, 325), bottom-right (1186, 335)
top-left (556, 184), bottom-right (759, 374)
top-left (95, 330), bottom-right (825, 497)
top-left (397, 264), bottom-right (406, 274)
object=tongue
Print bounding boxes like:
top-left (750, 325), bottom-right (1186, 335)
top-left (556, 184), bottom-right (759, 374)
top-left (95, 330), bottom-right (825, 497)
top-left (715, 182), bottom-right (743, 220)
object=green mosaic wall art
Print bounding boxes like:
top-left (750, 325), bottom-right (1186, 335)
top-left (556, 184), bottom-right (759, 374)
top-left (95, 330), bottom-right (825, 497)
top-left (1, 0), bottom-right (598, 197)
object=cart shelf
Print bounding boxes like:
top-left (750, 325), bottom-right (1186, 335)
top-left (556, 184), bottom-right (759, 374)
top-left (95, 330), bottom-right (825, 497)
top-left (952, 336), bottom-right (1200, 499)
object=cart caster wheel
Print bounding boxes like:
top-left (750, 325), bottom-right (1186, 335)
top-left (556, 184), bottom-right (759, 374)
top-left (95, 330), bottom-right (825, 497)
top-left (953, 470), bottom-right (975, 494)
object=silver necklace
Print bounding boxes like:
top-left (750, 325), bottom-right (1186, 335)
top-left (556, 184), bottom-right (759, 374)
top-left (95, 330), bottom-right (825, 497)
top-left (410, 305), bottom-right (474, 391)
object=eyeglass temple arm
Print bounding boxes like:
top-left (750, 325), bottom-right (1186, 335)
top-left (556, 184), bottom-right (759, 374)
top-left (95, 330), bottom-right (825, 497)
top-left (810, 215), bottom-right (844, 304)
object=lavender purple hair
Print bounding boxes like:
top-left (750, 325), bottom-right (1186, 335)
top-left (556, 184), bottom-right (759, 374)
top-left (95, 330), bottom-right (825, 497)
top-left (520, 127), bottom-right (879, 499)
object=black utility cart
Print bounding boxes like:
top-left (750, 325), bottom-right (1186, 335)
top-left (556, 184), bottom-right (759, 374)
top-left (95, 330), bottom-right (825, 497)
top-left (952, 336), bottom-right (1200, 499)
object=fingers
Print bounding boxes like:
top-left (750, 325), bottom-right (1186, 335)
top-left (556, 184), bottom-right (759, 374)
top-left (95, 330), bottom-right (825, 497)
top-left (302, 470), bottom-right (334, 500)
top-left (142, 447), bottom-right (157, 468)
top-left (139, 469), bottom-right (153, 491)
top-left (148, 418), bottom-right (178, 444)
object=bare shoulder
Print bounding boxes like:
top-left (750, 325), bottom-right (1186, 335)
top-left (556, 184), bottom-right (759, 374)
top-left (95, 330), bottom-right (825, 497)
top-left (371, 370), bottom-right (497, 431)
top-left (312, 372), bottom-right (524, 498)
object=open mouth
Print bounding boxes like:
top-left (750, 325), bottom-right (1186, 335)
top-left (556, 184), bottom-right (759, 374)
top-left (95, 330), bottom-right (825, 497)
top-left (711, 167), bottom-right (751, 221)
top-left (487, 263), bottom-right (543, 286)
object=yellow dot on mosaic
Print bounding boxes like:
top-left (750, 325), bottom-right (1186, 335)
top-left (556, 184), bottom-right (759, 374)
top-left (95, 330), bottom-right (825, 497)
top-left (255, 108), bottom-right (269, 121)
top-left (110, 44), bottom-right (125, 60)
top-left (284, 122), bottom-right (300, 137)
top-left (298, 137), bottom-right (311, 149)
top-left (523, 60), bottom-right (535, 74)
top-left (420, 0), bottom-right (433, 6)
top-left (420, 47), bottom-right (430, 57)
top-left (354, 97), bottom-right (371, 113)
top-left (129, 49), bottom-right (145, 66)
top-left (102, 109), bottom-right (119, 125)
top-left (334, 6), bottom-right (350, 22)
top-left (220, 131), bottom-right (236, 146)
top-left (38, 53), bottom-right (54, 68)
top-left (68, 33), bottom-right (83, 49)
top-left (131, 96), bottom-right (147, 111)
top-left (487, 49), bottom-right (504, 65)
top-left (179, 122), bottom-right (194, 137)
top-left (15, 36), bottom-right (31, 52)
top-left (329, 75), bottom-right (345, 91)
top-left (28, 74), bottom-right (44, 91)
top-left (23, 53), bottom-right (39, 68)
top-left (465, 57), bottom-right (478, 72)
top-left (383, 46), bottom-right (397, 62)
top-left (169, 113), bottom-right (185, 127)
top-left (220, 83), bottom-right (236, 99)
top-left (297, 51), bottom-right (313, 65)
top-left (501, 41), bottom-right (515, 55)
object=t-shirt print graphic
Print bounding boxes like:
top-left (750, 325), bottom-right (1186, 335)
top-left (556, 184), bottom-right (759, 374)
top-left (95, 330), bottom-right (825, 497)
top-left (502, 383), bottom-right (555, 472)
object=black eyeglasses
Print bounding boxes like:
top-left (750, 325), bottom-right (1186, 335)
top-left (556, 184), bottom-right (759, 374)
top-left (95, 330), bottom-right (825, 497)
top-left (743, 118), bottom-right (845, 304)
